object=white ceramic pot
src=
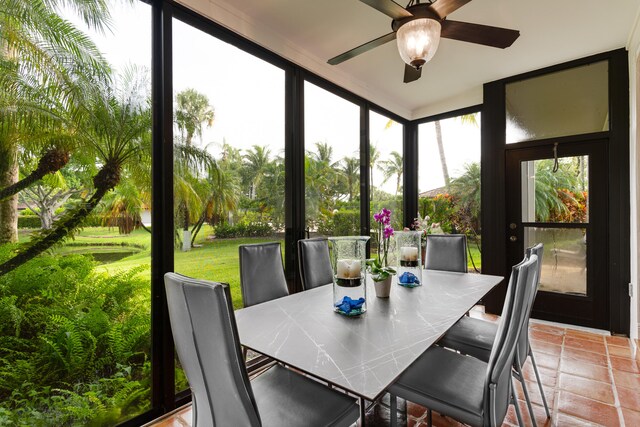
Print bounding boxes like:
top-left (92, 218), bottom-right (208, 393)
top-left (373, 276), bottom-right (393, 298)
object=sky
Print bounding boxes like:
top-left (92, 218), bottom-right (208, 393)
top-left (63, 1), bottom-right (480, 196)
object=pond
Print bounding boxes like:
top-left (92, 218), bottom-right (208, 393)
top-left (56, 246), bottom-right (142, 264)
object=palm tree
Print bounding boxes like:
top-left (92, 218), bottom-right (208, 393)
top-left (433, 120), bottom-right (450, 187)
top-left (369, 145), bottom-right (380, 201)
top-left (0, 0), bottom-right (111, 244)
top-left (379, 151), bottom-right (404, 196)
top-left (432, 113), bottom-right (479, 190)
top-left (340, 157), bottom-right (360, 202)
top-left (173, 89), bottom-right (215, 247)
top-left (174, 89), bottom-right (215, 146)
top-left (0, 68), bottom-right (152, 276)
top-left (243, 145), bottom-right (271, 199)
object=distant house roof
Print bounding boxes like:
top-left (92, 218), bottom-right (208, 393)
top-left (418, 186), bottom-right (446, 198)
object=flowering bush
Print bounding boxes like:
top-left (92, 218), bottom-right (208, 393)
top-left (367, 208), bottom-right (396, 281)
top-left (408, 212), bottom-right (438, 246)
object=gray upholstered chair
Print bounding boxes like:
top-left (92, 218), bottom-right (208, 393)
top-left (425, 234), bottom-right (468, 273)
top-left (239, 242), bottom-right (289, 307)
top-left (298, 238), bottom-right (333, 290)
top-left (164, 273), bottom-right (360, 427)
top-left (437, 244), bottom-right (549, 425)
top-left (389, 255), bottom-right (539, 427)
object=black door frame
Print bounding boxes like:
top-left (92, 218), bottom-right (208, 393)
top-left (481, 49), bottom-right (630, 335)
top-left (505, 140), bottom-right (608, 328)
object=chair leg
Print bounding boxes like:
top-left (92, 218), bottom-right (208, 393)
top-left (242, 346), bottom-right (248, 362)
top-left (359, 396), bottom-right (366, 427)
top-left (511, 379), bottom-right (525, 427)
top-left (515, 365), bottom-right (537, 427)
top-left (427, 408), bottom-right (432, 427)
top-left (530, 349), bottom-right (551, 418)
top-left (390, 394), bottom-right (397, 427)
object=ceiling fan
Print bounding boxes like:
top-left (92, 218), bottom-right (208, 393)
top-left (328, 0), bottom-right (520, 83)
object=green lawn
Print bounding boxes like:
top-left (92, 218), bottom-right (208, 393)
top-left (19, 226), bottom-right (283, 309)
top-left (18, 226), bottom-right (482, 307)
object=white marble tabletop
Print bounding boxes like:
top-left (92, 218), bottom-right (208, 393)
top-left (235, 270), bottom-right (502, 400)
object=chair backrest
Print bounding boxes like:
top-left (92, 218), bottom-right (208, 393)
top-left (164, 273), bottom-right (261, 427)
top-left (516, 243), bottom-right (544, 366)
top-left (483, 255), bottom-right (539, 427)
top-left (298, 238), bottom-right (334, 290)
top-left (239, 242), bottom-right (289, 307)
top-left (425, 234), bottom-right (468, 273)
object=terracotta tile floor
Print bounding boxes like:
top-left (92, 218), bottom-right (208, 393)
top-left (148, 308), bottom-right (640, 427)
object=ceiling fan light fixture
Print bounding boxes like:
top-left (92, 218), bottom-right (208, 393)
top-left (396, 18), bottom-right (441, 70)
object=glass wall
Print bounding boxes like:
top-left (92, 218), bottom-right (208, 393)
top-left (418, 113), bottom-right (481, 271)
top-left (304, 82), bottom-right (361, 237)
top-left (0, 1), bottom-right (152, 424)
top-left (369, 111), bottom-right (404, 253)
top-left (171, 19), bottom-right (286, 385)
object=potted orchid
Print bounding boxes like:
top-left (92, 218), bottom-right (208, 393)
top-left (367, 208), bottom-right (396, 298)
top-left (408, 213), bottom-right (438, 266)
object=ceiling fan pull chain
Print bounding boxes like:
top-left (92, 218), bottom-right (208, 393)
top-left (552, 142), bottom-right (559, 173)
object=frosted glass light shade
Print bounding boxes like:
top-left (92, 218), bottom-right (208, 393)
top-left (396, 18), bottom-right (441, 69)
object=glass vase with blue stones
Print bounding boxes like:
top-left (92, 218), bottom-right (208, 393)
top-left (395, 231), bottom-right (422, 287)
top-left (328, 236), bottom-right (369, 316)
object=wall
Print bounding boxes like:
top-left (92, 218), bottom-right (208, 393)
top-left (627, 10), bottom-right (640, 342)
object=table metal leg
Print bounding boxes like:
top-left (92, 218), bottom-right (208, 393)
top-left (359, 396), bottom-right (366, 426)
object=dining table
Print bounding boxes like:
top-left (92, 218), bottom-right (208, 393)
top-left (235, 269), bottom-right (502, 407)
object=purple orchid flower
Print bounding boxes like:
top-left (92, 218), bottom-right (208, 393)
top-left (383, 226), bottom-right (394, 239)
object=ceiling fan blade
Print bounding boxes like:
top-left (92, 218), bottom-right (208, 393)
top-left (403, 64), bottom-right (422, 83)
top-left (359, 0), bottom-right (412, 20)
top-left (430, 0), bottom-right (473, 19)
top-left (328, 32), bottom-right (397, 65)
top-left (441, 20), bottom-right (520, 48)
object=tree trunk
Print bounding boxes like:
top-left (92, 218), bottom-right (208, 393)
top-left (434, 120), bottom-right (450, 187)
top-left (40, 206), bottom-right (54, 230)
top-left (0, 148), bottom-right (70, 202)
top-left (0, 185), bottom-right (110, 276)
top-left (0, 144), bottom-right (19, 243)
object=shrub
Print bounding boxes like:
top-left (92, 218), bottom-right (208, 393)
top-left (0, 252), bottom-right (151, 425)
top-left (214, 222), bottom-right (273, 238)
top-left (317, 209), bottom-right (359, 236)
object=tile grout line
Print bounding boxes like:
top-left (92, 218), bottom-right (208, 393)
top-left (548, 328), bottom-right (565, 427)
top-left (606, 340), bottom-right (626, 427)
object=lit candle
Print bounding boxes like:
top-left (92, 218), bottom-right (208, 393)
top-left (337, 259), bottom-right (361, 278)
top-left (400, 246), bottom-right (418, 262)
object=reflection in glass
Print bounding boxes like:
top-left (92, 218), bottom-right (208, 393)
top-left (370, 111), bottom-right (403, 256)
top-left (417, 113), bottom-right (481, 272)
top-left (0, 1), bottom-right (153, 424)
top-left (304, 82), bottom-right (360, 237)
top-left (521, 156), bottom-right (589, 223)
top-left (172, 19), bottom-right (285, 389)
top-left (506, 61), bottom-right (608, 144)
top-left (525, 227), bottom-right (587, 295)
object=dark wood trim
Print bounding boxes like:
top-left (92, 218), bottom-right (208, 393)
top-left (503, 131), bottom-right (610, 150)
top-left (481, 48), bottom-right (630, 334)
top-left (412, 104), bottom-right (482, 125)
top-left (480, 80), bottom-right (507, 314)
top-left (403, 121), bottom-right (418, 228)
top-left (285, 68), bottom-right (306, 293)
top-left (150, 0), bottom-right (176, 414)
top-left (361, 103), bottom-right (371, 239)
top-left (608, 49), bottom-right (631, 335)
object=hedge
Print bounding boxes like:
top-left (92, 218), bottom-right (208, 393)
top-left (214, 222), bottom-right (273, 238)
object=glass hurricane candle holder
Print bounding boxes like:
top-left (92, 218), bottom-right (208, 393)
top-left (328, 236), bottom-right (370, 316)
top-left (395, 231), bottom-right (422, 287)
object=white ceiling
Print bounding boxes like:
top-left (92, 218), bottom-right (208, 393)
top-left (178, 0), bottom-right (640, 120)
